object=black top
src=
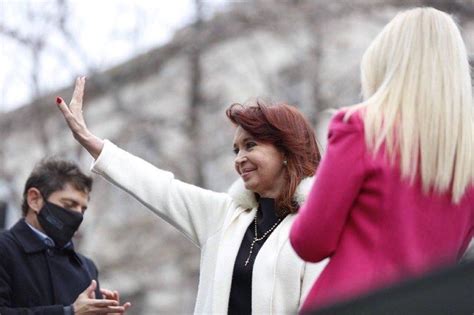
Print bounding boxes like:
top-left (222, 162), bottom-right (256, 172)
top-left (228, 198), bottom-right (283, 315)
top-left (0, 219), bottom-right (101, 315)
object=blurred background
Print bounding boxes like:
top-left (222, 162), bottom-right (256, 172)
top-left (1, 0), bottom-right (473, 314)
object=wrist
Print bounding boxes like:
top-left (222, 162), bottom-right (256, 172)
top-left (75, 131), bottom-right (104, 160)
top-left (73, 128), bottom-right (93, 144)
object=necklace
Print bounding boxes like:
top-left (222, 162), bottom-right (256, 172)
top-left (244, 211), bottom-right (282, 267)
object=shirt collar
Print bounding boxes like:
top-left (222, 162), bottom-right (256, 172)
top-left (25, 221), bottom-right (53, 243)
top-left (11, 219), bottom-right (81, 265)
top-left (25, 220), bottom-right (73, 249)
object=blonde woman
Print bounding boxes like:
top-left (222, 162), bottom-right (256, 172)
top-left (290, 7), bottom-right (474, 311)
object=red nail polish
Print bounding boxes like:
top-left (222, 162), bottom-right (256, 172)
top-left (56, 97), bottom-right (62, 104)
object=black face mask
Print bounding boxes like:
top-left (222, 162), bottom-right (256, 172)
top-left (37, 200), bottom-right (83, 248)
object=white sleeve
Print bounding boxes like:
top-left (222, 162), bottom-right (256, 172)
top-left (91, 140), bottom-right (235, 247)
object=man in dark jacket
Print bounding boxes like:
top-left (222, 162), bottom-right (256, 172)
top-left (0, 158), bottom-right (130, 315)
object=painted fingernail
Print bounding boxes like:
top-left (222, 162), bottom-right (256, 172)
top-left (56, 97), bottom-right (62, 104)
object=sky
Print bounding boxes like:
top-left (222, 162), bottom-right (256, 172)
top-left (0, 0), bottom-right (228, 111)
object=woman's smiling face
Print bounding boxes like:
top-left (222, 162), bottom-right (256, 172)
top-left (233, 126), bottom-right (286, 198)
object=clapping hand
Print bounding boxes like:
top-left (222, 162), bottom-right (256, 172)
top-left (101, 287), bottom-right (132, 315)
top-left (73, 280), bottom-right (131, 314)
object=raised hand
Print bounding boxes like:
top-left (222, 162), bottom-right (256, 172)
top-left (56, 76), bottom-right (104, 159)
top-left (73, 280), bottom-right (128, 314)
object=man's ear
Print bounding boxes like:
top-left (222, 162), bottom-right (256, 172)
top-left (26, 188), bottom-right (44, 214)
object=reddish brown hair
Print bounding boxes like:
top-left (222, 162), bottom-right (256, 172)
top-left (226, 100), bottom-right (321, 216)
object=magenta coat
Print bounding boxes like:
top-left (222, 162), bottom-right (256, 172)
top-left (290, 110), bottom-right (474, 310)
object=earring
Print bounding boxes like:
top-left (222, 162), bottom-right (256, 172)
top-left (283, 160), bottom-right (288, 166)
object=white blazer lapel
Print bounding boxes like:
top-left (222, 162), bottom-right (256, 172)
top-left (251, 215), bottom-right (296, 314)
top-left (223, 176), bottom-right (314, 313)
top-left (212, 207), bottom-right (256, 313)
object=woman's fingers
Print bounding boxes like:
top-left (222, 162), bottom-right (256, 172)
top-left (54, 76), bottom-right (105, 159)
top-left (70, 76), bottom-right (85, 113)
top-left (56, 96), bottom-right (72, 117)
top-left (55, 77), bottom-right (88, 135)
top-left (56, 95), bottom-right (84, 134)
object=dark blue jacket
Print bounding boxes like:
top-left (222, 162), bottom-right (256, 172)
top-left (0, 219), bottom-right (101, 315)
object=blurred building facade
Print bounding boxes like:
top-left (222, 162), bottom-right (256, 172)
top-left (0, 1), bottom-right (473, 314)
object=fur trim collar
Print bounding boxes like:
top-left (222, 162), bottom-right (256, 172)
top-left (227, 176), bottom-right (315, 210)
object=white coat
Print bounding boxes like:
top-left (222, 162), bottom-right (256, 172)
top-left (92, 140), bottom-right (326, 314)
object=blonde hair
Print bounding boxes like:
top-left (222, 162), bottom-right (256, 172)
top-left (346, 7), bottom-right (474, 203)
